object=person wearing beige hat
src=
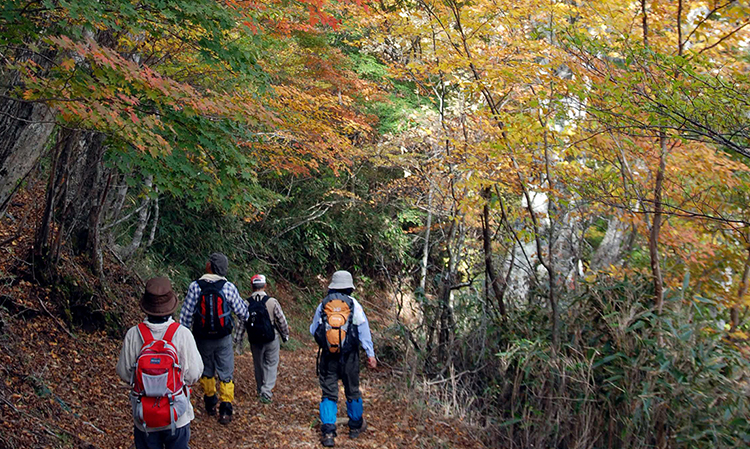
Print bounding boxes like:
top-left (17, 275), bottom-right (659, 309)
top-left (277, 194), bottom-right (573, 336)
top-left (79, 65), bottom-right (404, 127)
top-left (310, 270), bottom-right (376, 447)
top-left (116, 277), bottom-right (203, 449)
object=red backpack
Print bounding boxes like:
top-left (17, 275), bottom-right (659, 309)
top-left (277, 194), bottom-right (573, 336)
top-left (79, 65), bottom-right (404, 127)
top-left (130, 322), bottom-right (189, 433)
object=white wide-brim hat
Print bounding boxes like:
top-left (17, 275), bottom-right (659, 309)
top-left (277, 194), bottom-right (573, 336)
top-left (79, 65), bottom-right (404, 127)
top-left (328, 270), bottom-right (355, 290)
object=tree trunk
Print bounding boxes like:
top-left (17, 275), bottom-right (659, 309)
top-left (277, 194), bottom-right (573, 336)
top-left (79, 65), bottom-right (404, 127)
top-left (590, 214), bottom-right (630, 272)
top-left (677, 0), bottom-right (683, 56)
top-left (89, 169), bottom-right (113, 276)
top-left (110, 174), bottom-right (130, 224)
top-left (146, 190), bottom-right (159, 248)
top-left (53, 131), bottom-right (106, 259)
top-left (520, 183), bottom-right (559, 349)
top-left (0, 101), bottom-right (56, 214)
top-left (437, 215), bottom-right (465, 368)
top-left (117, 174), bottom-right (153, 260)
top-left (437, 270), bottom-right (454, 364)
top-left (0, 46), bottom-right (57, 215)
top-left (105, 173), bottom-right (129, 246)
top-left (650, 135), bottom-right (667, 313)
top-left (33, 128), bottom-right (78, 277)
top-left (482, 188), bottom-right (506, 316)
top-left (641, 0), bottom-right (649, 48)
top-left (419, 181), bottom-right (434, 294)
top-left (77, 133), bottom-right (109, 275)
top-left (33, 129), bottom-right (111, 277)
top-left (35, 132), bottom-right (64, 259)
top-left (731, 245), bottom-right (750, 331)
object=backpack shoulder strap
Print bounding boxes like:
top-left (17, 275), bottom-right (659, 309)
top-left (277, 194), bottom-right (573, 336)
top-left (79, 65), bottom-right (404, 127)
top-left (323, 292), bottom-right (353, 307)
top-left (197, 279), bottom-right (227, 294)
top-left (163, 322), bottom-right (180, 343)
top-left (261, 295), bottom-right (271, 305)
top-left (137, 323), bottom-right (154, 344)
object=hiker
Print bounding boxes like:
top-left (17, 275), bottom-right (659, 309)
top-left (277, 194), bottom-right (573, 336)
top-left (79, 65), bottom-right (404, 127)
top-left (310, 270), bottom-right (377, 447)
top-left (179, 252), bottom-right (249, 424)
top-left (116, 276), bottom-right (203, 449)
top-left (233, 274), bottom-right (290, 403)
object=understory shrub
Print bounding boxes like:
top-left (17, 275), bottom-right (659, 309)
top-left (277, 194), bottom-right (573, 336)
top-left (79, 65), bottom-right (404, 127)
top-left (391, 277), bottom-right (750, 448)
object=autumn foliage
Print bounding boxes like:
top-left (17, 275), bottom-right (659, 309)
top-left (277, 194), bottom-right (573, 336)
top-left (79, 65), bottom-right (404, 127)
top-left (2, 0), bottom-right (750, 448)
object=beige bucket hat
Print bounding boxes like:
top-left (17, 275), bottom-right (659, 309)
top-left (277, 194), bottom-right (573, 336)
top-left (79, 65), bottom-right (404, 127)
top-left (328, 270), bottom-right (355, 290)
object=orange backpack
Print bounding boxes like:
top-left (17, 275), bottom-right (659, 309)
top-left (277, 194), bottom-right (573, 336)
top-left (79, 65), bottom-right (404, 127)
top-left (314, 293), bottom-right (358, 354)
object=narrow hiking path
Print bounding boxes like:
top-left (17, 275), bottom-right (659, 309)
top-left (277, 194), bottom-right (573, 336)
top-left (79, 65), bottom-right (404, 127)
top-left (0, 267), bottom-right (485, 449)
top-left (0, 188), bottom-right (484, 448)
top-left (190, 335), bottom-right (464, 449)
top-left (0, 310), bottom-right (484, 449)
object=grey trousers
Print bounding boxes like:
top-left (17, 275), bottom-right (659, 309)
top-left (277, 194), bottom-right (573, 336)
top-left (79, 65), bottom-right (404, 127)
top-left (196, 334), bottom-right (234, 382)
top-left (250, 336), bottom-right (280, 397)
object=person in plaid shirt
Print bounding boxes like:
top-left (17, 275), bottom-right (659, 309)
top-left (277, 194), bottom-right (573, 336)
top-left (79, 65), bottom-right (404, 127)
top-left (233, 274), bottom-right (290, 404)
top-left (179, 253), bottom-right (248, 425)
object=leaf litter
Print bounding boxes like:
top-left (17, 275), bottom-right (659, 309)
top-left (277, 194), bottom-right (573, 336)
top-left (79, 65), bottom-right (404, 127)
top-left (0, 184), bottom-right (484, 449)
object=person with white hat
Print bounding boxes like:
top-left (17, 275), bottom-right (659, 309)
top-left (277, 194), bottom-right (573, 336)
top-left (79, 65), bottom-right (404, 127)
top-left (233, 274), bottom-right (289, 404)
top-left (310, 270), bottom-right (376, 447)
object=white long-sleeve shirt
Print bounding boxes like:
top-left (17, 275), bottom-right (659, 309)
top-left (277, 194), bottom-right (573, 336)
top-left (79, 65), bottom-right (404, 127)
top-left (116, 318), bottom-right (203, 431)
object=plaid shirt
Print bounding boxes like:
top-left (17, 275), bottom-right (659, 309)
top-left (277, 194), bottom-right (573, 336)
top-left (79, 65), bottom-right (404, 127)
top-left (233, 291), bottom-right (290, 347)
top-left (179, 274), bottom-right (249, 330)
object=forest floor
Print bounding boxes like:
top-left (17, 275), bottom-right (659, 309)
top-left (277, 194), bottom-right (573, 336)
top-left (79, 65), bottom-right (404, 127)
top-left (0, 183), bottom-right (486, 449)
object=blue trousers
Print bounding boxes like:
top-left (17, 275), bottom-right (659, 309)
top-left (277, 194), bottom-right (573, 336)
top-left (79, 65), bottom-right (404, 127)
top-left (134, 425), bottom-right (190, 449)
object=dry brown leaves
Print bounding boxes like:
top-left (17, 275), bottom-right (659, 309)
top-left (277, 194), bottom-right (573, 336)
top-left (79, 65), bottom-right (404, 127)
top-left (0, 182), bottom-right (485, 449)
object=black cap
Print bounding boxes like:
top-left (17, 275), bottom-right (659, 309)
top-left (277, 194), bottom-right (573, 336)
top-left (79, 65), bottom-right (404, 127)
top-left (208, 252), bottom-right (228, 277)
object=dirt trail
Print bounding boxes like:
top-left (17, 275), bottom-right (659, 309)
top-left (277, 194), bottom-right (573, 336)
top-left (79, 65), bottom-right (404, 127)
top-left (191, 338), bottom-right (405, 449)
top-left (0, 176), bottom-right (484, 448)
top-left (0, 305), bottom-right (484, 449)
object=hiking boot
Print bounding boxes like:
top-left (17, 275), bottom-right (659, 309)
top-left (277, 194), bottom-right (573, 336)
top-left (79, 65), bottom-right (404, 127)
top-left (259, 394), bottom-right (272, 404)
top-left (218, 402), bottom-right (233, 425)
top-left (349, 417), bottom-right (367, 439)
top-left (321, 433), bottom-right (335, 447)
top-left (204, 394), bottom-right (218, 416)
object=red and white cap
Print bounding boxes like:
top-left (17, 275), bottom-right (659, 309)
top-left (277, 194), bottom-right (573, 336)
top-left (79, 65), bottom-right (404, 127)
top-left (251, 274), bottom-right (266, 286)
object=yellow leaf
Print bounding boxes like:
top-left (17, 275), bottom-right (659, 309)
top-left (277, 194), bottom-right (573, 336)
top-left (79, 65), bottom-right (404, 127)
top-left (60, 59), bottom-right (75, 70)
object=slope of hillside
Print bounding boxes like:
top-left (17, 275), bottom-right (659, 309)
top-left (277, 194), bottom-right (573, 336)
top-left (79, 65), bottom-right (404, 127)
top-left (0, 187), bottom-right (485, 449)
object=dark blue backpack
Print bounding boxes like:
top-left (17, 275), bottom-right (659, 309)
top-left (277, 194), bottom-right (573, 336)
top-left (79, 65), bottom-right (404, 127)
top-left (192, 280), bottom-right (233, 339)
top-left (245, 296), bottom-right (275, 344)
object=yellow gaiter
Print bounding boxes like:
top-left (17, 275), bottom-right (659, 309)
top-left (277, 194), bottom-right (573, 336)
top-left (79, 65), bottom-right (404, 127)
top-left (218, 380), bottom-right (235, 403)
top-left (199, 376), bottom-right (217, 397)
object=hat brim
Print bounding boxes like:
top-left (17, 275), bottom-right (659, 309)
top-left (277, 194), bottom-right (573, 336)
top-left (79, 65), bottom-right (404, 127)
top-left (140, 291), bottom-right (178, 316)
top-left (328, 282), bottom-right (355, 290)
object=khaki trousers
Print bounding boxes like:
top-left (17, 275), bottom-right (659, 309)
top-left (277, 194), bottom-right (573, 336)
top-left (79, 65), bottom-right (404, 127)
top-left (250, 336), bottom-right (280, 398)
